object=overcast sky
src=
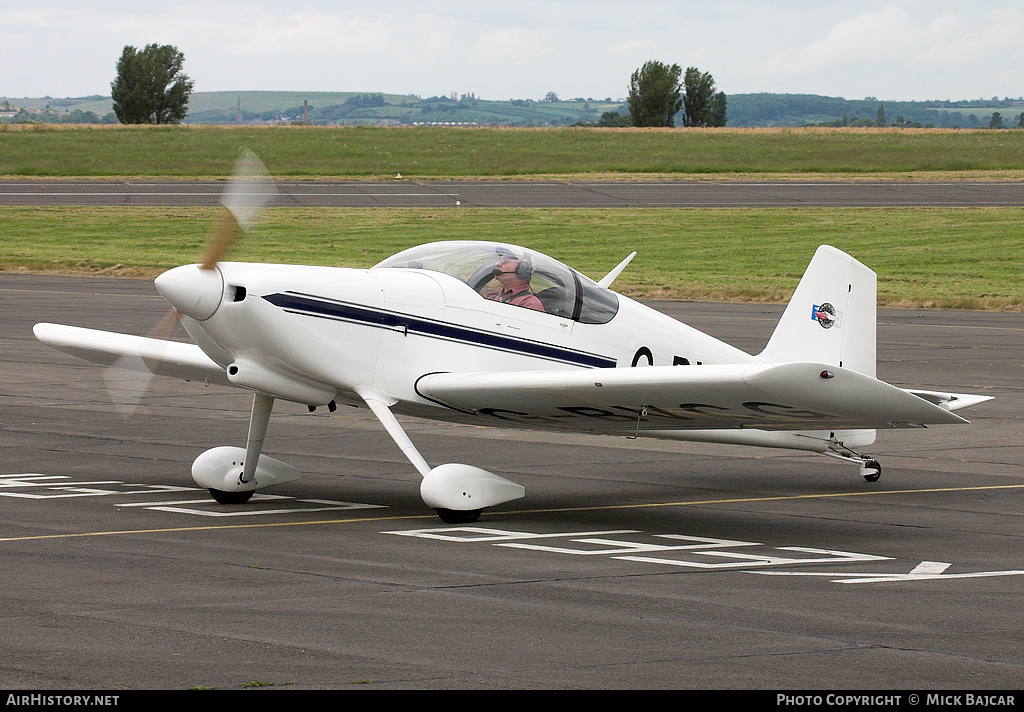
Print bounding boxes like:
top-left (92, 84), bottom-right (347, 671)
top-left (3, 1), bottom-right (1021, 102)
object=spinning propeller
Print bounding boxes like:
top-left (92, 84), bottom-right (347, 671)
top-left (103, 148), bottom-right (276, 417)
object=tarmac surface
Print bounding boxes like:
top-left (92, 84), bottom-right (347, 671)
top-left (2, 178), bottom-right (1024, 208)
top-left (2, 272), bottom-right (1022, 690)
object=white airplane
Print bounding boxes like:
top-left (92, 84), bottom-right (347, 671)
top-left (32, 160), bottom-right (991, 523)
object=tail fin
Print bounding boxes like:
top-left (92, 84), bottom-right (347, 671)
top-left (759, 245), bottom-right (876, 377)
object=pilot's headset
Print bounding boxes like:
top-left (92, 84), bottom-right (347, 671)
top-left (495, 247), bottom-right (534, 280)
top-left (515, 253), bottom-right (535, 280)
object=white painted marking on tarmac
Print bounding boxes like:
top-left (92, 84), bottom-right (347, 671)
top-left (384, 526), bottom-right (1024, 587)
top-left (0, 474), bottom-right (383, 515)
top-left (385, 526), bottom-right (638, 542)
top-left (500, 533), bottom-right (760, 556)
top-left (142, 500), bottom-right (384, 517)
top-left (620, 545), bottom-right (890, 569)
top-left (753, 560), bottom-right (1024, 583)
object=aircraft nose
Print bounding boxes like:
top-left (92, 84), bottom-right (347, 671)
top-left (154, 264), bottom-right (225, 320)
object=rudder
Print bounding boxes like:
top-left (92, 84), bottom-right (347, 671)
top-left (759, 245), bottom-right (876, 377)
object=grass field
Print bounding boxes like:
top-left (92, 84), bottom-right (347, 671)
top-left (3, 124), bottom-right (1024, 178)
top-left (2, 126), bottom-right (1020, 310)
top-left (2, 205), bottom-right (1021, 310)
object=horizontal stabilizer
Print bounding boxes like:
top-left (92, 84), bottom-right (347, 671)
top-left (902, 388), bottom-right (994, 411)
top-left (33, 323), bottom-right (229, 386)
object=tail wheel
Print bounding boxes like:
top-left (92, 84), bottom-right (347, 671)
top-left (862, 459), bottom-right (882, 482)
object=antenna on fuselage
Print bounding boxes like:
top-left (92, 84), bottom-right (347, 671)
top-left (597, 251), bottom-right (637, 288)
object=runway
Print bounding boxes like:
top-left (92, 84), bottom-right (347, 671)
top-left (2, 273), bottom-right (1022, 690)
top-left (2, 178), bottom-right (1024, 207)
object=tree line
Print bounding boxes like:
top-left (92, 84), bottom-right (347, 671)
top-left (10, 44), bottom-right (1024, 130)
top-left (730, 93), bottom-right (1024, 129)
top-left (106, 46), bottom-right (728, 130)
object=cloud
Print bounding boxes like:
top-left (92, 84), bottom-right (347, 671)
top-left (768, 6), bottom-right (911, 77)
top-left (2, 2), bottom-right (1022, 101)
top-left (763, 4), bottom-right (1024, 99)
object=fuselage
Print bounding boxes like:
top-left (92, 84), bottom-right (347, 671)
top-left (173, 255), bottom-right (756, 428)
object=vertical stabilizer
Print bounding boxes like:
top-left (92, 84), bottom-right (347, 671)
top-left (759, 245), bottom-right (876, 377)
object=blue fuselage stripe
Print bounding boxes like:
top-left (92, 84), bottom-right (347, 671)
top-left (262, 292), bottom-right (617, 369)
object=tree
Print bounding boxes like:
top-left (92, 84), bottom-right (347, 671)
top-left (708, 91), bottom-right (728, 127)
top-left (543, 91), bottom-right (560, 103)
top-left (988, 112), bottom-right (1004, 129)
top-left (627, 60), bottom-right (683, 127)
top-left (876, 104), bottom-right (887, 127)
top-left (597, 111), bottom-right (632, 127)
top-left (682, 67), bottom-right (718, 127)
top-left (111, 44), bottom-right (194, 124)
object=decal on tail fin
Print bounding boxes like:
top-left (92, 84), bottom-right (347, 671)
top-left (759, 245), bottom-right (877, 377)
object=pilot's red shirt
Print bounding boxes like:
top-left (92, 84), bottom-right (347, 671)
top-left (486, 284), bottom-right (544, 312)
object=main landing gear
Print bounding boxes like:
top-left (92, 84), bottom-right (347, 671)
top-left (190, 392), bottom-right (301, 504)
top-left (355, 385), bottom-right (525, 523)
top-left (190, 387), bottom-right (524, 524)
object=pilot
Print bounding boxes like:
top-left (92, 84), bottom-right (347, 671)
top-left (485, 248), bottom-right (545, 312)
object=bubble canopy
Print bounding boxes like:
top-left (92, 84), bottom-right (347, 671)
top-left (374, 241), bottom-right (619, 324)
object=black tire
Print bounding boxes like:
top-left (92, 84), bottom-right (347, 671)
top-left (435, 508), bottom-right (482, 524)
top-left (208, 488), bottom-right (255, 504)
top-left (862, 460), bottom-right (882, 482)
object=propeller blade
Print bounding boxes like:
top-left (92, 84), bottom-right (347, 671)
top-left (105, 148), bottom-right (273, 416)
top-left (200, 210), bottom-right (241, 270)
top-left (222, 147), bottom-right (275, 232)
top-left (103, 309), bottom-right (184, 419)
top-left (103, 357), bottom-right (155, 420)
top-left (150, 307), bottom-right (182, 341)
top-left (201, 148), bottom-right (274, 270)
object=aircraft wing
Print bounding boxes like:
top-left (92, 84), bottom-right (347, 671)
top-left (33, 323), bottom-right (230, 386)
top-left (416, 362), bottom-right (984, 433)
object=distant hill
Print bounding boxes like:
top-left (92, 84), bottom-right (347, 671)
top-left (184, 91), bottom-right (627, 127)
top-left (728, 94), bottom-right (1024, 128)
top-left (3, 91), bottom-right (1023, 128)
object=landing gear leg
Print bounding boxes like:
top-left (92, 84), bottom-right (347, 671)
top-left (201, 391), bottom-right (276, 505)
top-left (354, 385), bottom-right (524, 523)
top-left (240, 392), bottom-right (275, 486)
top-left (824, 443), bottom-right (882, 483)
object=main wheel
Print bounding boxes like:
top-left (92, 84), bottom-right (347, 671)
top-left (435, 508), bottom-right (482, 524)
top-left (862, 459), bottom-right (882, 482)
top-left (208, 488), bottom-right (255, 504)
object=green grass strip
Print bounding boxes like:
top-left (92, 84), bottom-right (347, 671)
top-left (2, 205), bottom-right (1021, 310)
top-left (3, 125), bottom-right (1024, 178)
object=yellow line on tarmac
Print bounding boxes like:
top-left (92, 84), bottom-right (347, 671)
top-left (0, 512), bottom-right (438, 543)
top-left (2, 483), bottom-right (1022, 543)
top-left (513, 483), bottom-right (1024, 516)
